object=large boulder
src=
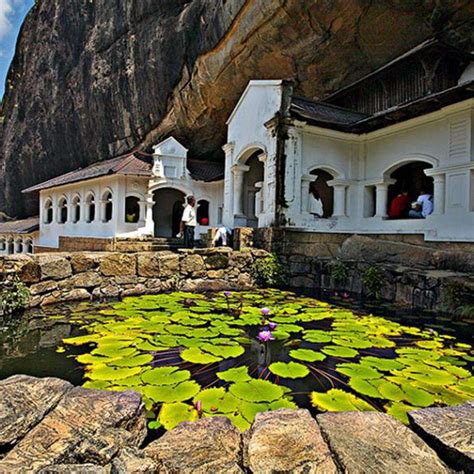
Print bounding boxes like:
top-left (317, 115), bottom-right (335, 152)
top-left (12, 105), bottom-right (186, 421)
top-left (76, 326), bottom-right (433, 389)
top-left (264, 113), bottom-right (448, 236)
top-left (317, 411), bottom-right (449, 473)
top-left (244, 409), bottom-right (337, 473)
top-left (111, 447), bottom-right (157, 474)
top-left (137, 252), bottom-right (179, 278)
top-left (0, 375), bottom-right (72, 447)
top-left (144, 416), bottom-right (242, 473)
top-left (0, 388), bottom-right (147, 472)
top-left (409, 401), bottom-right (474, 472)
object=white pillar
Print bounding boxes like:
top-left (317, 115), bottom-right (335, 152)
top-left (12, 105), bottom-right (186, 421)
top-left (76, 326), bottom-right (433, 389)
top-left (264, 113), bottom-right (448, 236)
top-left (99, 200), bottom-right (107, 223)
top-left (374, 181), bottom-right (395, 218)
top-left (143, 193), bottom-right (155, 236)
top-left (232, 164), bottom-right (249, 216)
top-left (138, 200), bottom-right (147, 226)
top-left (332, 185), bottom-right (347, 217)
top-left (432, 174), bottom-right (445, 215)
top-left (300, 174), bottom-right (316, 213)
top-left (222, 142), bottom-right (235, 226)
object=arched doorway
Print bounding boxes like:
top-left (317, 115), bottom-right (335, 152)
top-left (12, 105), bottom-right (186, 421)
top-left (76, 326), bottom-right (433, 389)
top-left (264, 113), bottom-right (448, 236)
top-left (309, 169), bottom-right (335, 218)
top-left (387, 162), bottom-right (433, 218)
top-left (153, 188), bottom-right (186, 237)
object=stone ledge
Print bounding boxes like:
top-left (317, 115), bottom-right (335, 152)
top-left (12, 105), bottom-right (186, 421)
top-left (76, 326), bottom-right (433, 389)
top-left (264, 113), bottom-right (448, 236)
top-left (0, 375), bottom-right (471, 473)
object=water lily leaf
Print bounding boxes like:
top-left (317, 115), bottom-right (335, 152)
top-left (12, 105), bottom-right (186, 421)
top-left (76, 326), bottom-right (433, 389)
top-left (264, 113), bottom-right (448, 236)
top-left (144, 380), bottom-right (201, 403)
top-left (321, 346), bottom-right (358, 358)
top-left (229, 380), bottom-right (285, 402)
top-left (443, 365), bottom-right (471, 379)
top-left (110, 353), bottom-right (153, 367)
top-left (63, 334), bottom-right (101, 346)
top-left (336, 364), bottom-right (382, 380)
top-left (180, 347), bottom-right (222, 364)
top-left (200, 343), bottom-right (245, 359)
top-left (87, 365), bottom-right (142, 381)
top-left (385, 402), bottom-right (416, 424)
top-left (224, 412), bottom-right (252, 432)
top-left (395, 348), bottom-right (440, 360)
top-left (368, 337), bottom-right (395, 348)
top-left (303, 330), bottom-right (332, 343)
top-left (359, 357), bottom-right (404, 371)
top-left (401, 384), bottom-right (435, 407)
top-left (348, 377), bottom-right (381, 399)
top-left (416, 340), bottom-right (443, 349)
top-left (289, 349), bottom-right (326, 362)
top-left (332, 337), bottom-right (373, 349)
top-left (135, 340), bottom-right (169, 351)
top-left (141, 367), bottom-right (191, 385)
top-left (269, 398), bottom-right (298, 410)
top-left (376, 381), bottom-right (405, 402)
top-left (92, 346), bottom-right (137, 359)
top-left (400, 368), bottom-right (457, 386)
top-left (310, 389), bottom-right (376, 412)
top-left (269, 362), bottom-right (310, 379)
top-left (240, 401), bottom-right (269, 422)
top-left (158, 403), bottom-right (198, 430)
top-left (217, 366), bottom-right (251, 383)
top-left (194, 387), bottom-right (239, 413)
top-left (83, 380), bottom-right (110, 390)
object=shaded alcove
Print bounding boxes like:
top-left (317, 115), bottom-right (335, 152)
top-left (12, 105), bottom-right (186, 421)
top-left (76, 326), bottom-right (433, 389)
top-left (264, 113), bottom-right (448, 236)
top-left (309, 169), bottom-right (335, 218)
top-left (153, 189), bottom-right (186, 237)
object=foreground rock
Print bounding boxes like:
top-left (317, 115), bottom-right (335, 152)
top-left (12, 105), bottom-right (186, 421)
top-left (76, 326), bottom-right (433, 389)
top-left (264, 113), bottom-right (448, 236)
top-left (144, 417), bottom-right (242, 473)
top-left (317, 411), bottom-right (449, 474)
top-left (244, 409), bottom-right (337, 473)
top-left (0, 375), bottom-right (72, 447)
top-left (0, 387), bottom-right (147, 472)
top-left (409, 401), bottom-right (474, 472)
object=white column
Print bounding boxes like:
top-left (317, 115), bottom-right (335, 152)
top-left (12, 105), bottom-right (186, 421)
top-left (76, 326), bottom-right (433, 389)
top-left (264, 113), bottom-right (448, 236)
top-left (432, 174), bottom-right (445, 215)
top-left (143, 192), bottom-right (155, 235)
top-left (258, 153), bottom-right (268, 218)
top-left (374, 180), bottom-right (395, 218)
top-left (300, 174), bottom-right (316, 213)
top-left (332, 185), bottom-right (347, 217)
top-left (232, 164), bottom-right (249, 216)
top-left (222, 142), bottom-right (235, 226)
top-left (99, 200), bottom-right (107, 222)
top-left (138, 200), bottom-right (147, 226)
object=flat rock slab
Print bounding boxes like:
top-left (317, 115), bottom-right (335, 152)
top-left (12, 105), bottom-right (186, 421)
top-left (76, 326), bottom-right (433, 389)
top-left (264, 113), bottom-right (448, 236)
top-left (0, 375), bottom-right (72, 447)
top-left (244, 409), bottom-right (337, 473)
top-left (144, 416), bottom-right (242, 473)
top-left (409, 401), bottom-right (474, 472)
top-left (317, 411), bottom-right (449, 474)
top-left (0, 387), bottom-right (147, 472)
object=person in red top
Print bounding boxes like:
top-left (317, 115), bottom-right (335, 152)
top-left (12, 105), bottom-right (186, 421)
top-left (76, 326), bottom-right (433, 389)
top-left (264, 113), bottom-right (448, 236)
top-left (388, 190), bottom-right (410, 219)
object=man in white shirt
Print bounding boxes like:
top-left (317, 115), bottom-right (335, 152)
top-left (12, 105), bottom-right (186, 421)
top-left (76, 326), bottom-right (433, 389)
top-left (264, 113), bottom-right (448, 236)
top-left (409, 189), bottom-right (433, 218)
top-left (180, 196), bottom-right (197, 248)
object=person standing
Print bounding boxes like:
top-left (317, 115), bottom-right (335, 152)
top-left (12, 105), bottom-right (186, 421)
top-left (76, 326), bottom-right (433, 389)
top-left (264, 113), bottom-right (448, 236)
top-left (180, 196), bottom-right (197, 248)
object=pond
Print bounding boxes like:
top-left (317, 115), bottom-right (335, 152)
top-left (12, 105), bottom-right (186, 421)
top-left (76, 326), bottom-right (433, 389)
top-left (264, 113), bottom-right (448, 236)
top-left (0, 290), bottom-right (473, 432)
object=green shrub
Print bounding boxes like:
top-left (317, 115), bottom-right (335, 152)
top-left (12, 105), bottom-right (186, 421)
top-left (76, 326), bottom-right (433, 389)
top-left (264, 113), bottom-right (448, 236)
top-left (362, 266), bottom-right (384, 299)
top-left (331, 261), bottom-right (349, 285)
top-left (251, 254), bottom-right (288, 288)
top-left (0, 276), bottom-right (30, 316)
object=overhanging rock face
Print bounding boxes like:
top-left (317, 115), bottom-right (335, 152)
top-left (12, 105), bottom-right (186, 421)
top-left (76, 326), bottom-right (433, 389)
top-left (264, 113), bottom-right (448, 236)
top-left (2, 0), bottom-right (473, 216)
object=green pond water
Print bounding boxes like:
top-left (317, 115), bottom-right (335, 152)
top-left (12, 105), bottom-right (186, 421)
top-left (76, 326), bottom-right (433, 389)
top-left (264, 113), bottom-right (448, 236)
top-left (0, 289), bottom-right (473, 432)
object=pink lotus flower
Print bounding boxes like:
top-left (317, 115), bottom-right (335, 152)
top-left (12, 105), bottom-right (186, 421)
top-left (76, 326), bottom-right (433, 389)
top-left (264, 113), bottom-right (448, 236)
top-left (257, 329), bottom-right (275, 343)
top-left (260, 307), bottom-right (271, 316)
top-left (194, 400), bottom-right (202, 413)
top-left (268, 321), bottom-right (278, 331)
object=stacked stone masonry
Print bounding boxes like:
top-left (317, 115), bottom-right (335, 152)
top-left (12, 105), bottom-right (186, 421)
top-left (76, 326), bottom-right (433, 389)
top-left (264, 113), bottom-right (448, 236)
top-left (0, 375), bottom-right (472, 473)
top-left (0, 248), bottom-right (269, 308)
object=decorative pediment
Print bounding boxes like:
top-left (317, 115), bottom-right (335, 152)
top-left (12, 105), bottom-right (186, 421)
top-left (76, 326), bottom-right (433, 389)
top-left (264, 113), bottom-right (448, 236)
top-left (152, 137), bottom-right (188, 179)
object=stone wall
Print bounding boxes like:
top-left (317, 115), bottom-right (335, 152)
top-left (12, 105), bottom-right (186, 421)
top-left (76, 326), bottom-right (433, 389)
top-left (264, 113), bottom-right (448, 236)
top-left (250, 229), bottom-right (474, 313)
top-left (1, 375), bottom-right (472, 472)
top-left (0, 248), bottom-right (268, 308)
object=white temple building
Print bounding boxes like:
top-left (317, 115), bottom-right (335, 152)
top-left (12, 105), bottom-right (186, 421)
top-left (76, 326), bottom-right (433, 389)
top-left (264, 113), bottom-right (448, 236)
top-left (2, 39), bottom-right (473, 254)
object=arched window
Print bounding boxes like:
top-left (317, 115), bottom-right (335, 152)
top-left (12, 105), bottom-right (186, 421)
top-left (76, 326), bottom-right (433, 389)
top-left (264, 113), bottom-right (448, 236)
top-left (72, 195), bottom-right (81, 223)
top-left (102, 191), bottom-right (113, 223)
top-left (0, 238), bottom-right (6, 252)
top-left (7, 238), bottom-right (14, 254)
top-left (15, 238), bottom-right (23, 253)
top-left (85, 193), bottom-right (96, 223)
top-left (125, 196), bottom-right (140, 223)
top-left (197, 199), bottom-right (210, 225)
top-left (25, 239), bottom-right (33, 254)
top-left (58, 197), bottom-right (68, 224)
top-left (309, 169), bottom-right (335, 218)
top-left (44, 199), bottom-right (53, 224)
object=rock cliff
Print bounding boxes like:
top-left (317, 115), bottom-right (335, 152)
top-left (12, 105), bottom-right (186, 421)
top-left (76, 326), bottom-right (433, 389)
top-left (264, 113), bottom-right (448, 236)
top-left (1, 0), bottom-right (473, 217)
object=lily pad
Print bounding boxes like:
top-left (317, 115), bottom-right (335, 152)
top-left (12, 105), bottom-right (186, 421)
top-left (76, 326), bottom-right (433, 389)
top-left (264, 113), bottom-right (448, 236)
top-left (268, 362), bottom-right (310, 379)
top-left (217, 366), bottom-right (252, 383)
top-left (310, 389), bottom-right (376, 412)
top-left (141, 367), bottom-right (191, 386)
top-left (289, 349), bottom-right (326, 363)
top-left (321, 346), bottom-right (358, 358)
top-left (180, 347), bottom-right (222, 364)
top-left (144, 380), bottom-right (201, 403)
top-left (229, 379), bottom-right (285, 403)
